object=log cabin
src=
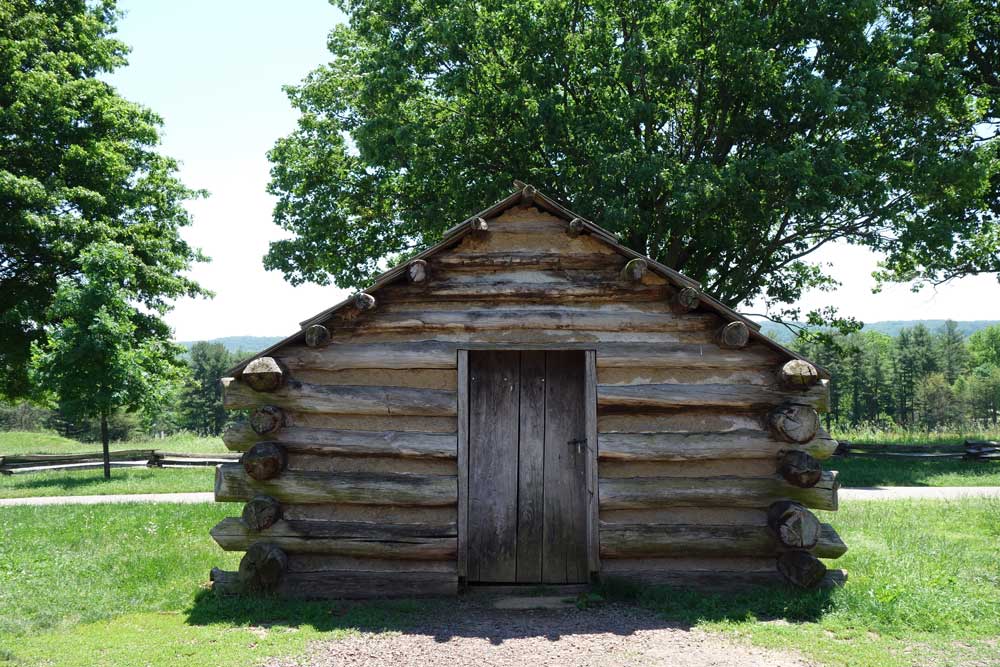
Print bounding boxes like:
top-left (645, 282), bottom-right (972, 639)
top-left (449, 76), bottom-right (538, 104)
top-left (210, 182), bottom-right (846, 598)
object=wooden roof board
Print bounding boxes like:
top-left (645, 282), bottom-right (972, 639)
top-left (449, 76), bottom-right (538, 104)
top-left (225, 183), bottom-right (829, 379)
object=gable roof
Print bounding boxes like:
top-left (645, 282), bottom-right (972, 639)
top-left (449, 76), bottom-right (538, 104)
top-left (227, 182), bottom-right (829, 379)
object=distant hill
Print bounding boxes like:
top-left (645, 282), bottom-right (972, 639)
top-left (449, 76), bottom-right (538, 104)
top-left (177, 336), bottom-right (284, 355)
top-left (760, 320), bottom-right (998, 343)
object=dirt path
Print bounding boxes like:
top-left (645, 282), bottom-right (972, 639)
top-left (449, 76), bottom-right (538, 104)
top-left (269, 600), bottom-right (812, 667)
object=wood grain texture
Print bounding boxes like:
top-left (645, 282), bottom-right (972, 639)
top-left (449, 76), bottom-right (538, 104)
top-left (211, 517), bottom-right (457, 559)
top-left (598, 429), bottom-right (838, 461)
top-left (212, 568), bottom-right (457, 598)
top-left (223, 424), bottom-right (456, 458)
top-left (597, 381), bottom-right (829, 411)
top-left (542, 350), bottom-right (589, 584)
top-left (598, 472), bottom-right (839, 511)
top-left (215, 463), bottom-right (457, 506)
top-left (467, 350), bottom-right (519, 582)
top-left (599, 559), bottom-right (847, 591)
top-left (456, 349), bottom-right (470, 579)
top-left (599, 522), bottom-right (846, 559)
top-left (516, 351), bottom-right (545, 583)
top-left (584, 350), bottom-right (600, 576)
top-left (223, 379), bottom-right (456, 417)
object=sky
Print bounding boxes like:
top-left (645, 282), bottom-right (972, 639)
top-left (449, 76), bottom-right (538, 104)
top-left (107, 1), bottom-right (1000, 342)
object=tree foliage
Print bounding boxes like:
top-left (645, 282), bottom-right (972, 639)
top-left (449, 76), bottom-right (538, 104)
top-left (29, 243), bottom-right (187, 475)
top-left (0, 0), bottom-right (207, 398)
top-left (181, 342), bottom-right (240, 436)
top-left (266, 0), bottom-right (999, 321)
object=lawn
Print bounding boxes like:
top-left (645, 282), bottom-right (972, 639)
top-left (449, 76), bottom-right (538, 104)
top-left (0, 431), bottom-right (224, 499)
top-left (831, 456), bottom-right (1000, 487)
top-left (1, 499), bottom-right (998, 667)
top-left (0, 431), bottom-right (228, 456)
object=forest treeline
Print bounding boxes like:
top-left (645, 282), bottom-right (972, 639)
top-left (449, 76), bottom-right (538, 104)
top-left (0, 342), bottom-right (242, 442)
top-left (795, 321), bottom-right (1000, 432)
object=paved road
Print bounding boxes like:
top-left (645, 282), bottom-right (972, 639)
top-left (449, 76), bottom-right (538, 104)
top-left (3, 487), bottom-right (1000, 506)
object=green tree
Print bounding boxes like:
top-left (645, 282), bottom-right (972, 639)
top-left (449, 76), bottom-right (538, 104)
top-left (936, 320), bottom-right (969, 384)
top-left (181, 342), bottom-right (238, 436)
top-left (968, 324), bottom-right (1000, 368)
top-left (914, 372), bottom-right (961, 430)
top-left (1, 0), bottom-right (207, 399)
top-left (30, 244), bottom-right (184, 478)
top-left (266, 0), bottom-right (999, 322)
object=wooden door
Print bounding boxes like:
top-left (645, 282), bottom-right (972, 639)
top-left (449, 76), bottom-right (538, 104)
top-left (467, 350), bottom-right (589, 583)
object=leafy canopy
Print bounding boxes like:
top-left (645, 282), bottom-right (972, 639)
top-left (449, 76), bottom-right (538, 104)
top-left (29, 243), bottom-right (185, 424)
top-left (267, 0), bottom-right (999, 321)
top-left (0, 0), bottom-right (208, 398)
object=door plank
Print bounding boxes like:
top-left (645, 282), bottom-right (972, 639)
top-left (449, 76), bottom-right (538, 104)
top-left (516, 351), bottom-right (546, 582)
top-left (468, 351), bottom-right (520, 582)
top-left (542, 351), bottom-right (589, 583)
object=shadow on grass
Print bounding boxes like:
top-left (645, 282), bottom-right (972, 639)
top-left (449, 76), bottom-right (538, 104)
top-left (0, 468), bottom-right (172, 493)
top-left (833, 457), bottom-right (1000, 487)
top-left (184, 579), bottom-right (835, 644)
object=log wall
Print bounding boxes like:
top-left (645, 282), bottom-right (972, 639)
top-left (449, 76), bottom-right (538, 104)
top-left (212, 205), bottom-right (844, 597)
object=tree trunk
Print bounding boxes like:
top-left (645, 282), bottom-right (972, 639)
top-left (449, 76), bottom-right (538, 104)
top-left (100, 412), bottom-right (111, 480)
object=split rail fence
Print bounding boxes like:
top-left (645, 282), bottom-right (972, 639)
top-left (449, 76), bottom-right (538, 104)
top-left (833, 440), bottom-right (999, 461)
top-left (0, 450), bottom-right (239, 475)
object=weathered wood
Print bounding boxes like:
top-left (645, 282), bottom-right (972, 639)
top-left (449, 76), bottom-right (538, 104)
top-left (597, 381), bottom-right (828, 411)
top-left (215, 464), bottom-right (457, 506)
top-left (778, 450), bottom-right (823, 488)
top-left (223, 379), bottom-right (456, 417)
top-left (287, 555), bottom-right (457, 574)
top-left (380, 280), bottom-right (670, 304)
top-left (717, 321), bottom-right (750, 349)
top-left (242, 495), bottom-right (282, 531)
top-left (278, 342), bottom-right (457, 371)
top-left (433, 251), bottom-right (616, 271)
top-left (598, 429), bottom-right (838, 462)
top-left (212, 568), bottom-right (457, 598)
top-left (467, 350), bottom-right (519, 582)
top-left (516, 351), bottom-right (545, 583)
top-left (777, 550), bottom-right (828, 589)
top-left (304, 324), bottom-right (331, 348)
top-left (598, 411), bottom-right (765, 434)
top-left (285, 453), bottom-right (455, 476)
top-left (599, 472), bottom-right (839, 511)
top-left (779, 360), bottom-right (820, 389)
top-left (211, 517), bottom-right (457, 559)
top-left (543, 350), bottom-right (589, 584)
top-left (599, 522), bottom-right (845, 558)
top-left (471, 216), bottom-right (488, 232)
top-left (222, 423), bottom-right (456, 458)
top-left (599, 559), bottom-right (847, 591)
top-left (672, 287), bottom-right (700, 313)
top-left (329, 307), bottom-right (716, 335)
top-left (567, 217), bottom-right (586, 237)
top-left (620, 258), bottom-right (648, 283)
top-left (242, 442), bottom-right (287, 481)
top-left (766, 501), bottom-right (821, 549)
top-left (353, 292), bottom-right (376, 311)
top-left (285, 504), bottom-right (456, 525)
top-left (456, 350), bottom-right (469, 579)
top-left (238, 542), bottom-right (288, 592)
top-left (249, 406), bottom-right (285, 436)
top-left (599, 458), bottom-right (777, 479)
top-left (597, 343), bottom-right (782, 369)
top-left (770, 403), bottom-right (820, 443)
top-left (584, 350), bottom-right (600, 576)
top-left (408, 259), bottom-right (429, 283)
top-left (239, 357), bottom-right (285, 392)
top-left (520, 184), bottom-right (537, 204)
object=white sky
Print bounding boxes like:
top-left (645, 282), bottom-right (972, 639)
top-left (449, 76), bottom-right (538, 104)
top-left (108, 1), bottom-right (1000, 342)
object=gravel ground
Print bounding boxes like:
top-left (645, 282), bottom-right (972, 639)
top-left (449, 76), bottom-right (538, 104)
top-left (269, 600), bottom-right (814, 667)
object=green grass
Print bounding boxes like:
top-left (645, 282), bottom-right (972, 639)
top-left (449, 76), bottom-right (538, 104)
top-left (0, 466), bottom-right (214, 498)
top-left (0, 503), bottom-right (440, 667)
top-left (832, 425), bottom-right (1000, 447)
top-left (833, 457), bottom-right (1000, 487)
top-left (0, 431), bottom-right (227, 455)
top-left (2, 499), bottom-right (999, 666)
top-left (602, 498), bottom-right (1000, 667)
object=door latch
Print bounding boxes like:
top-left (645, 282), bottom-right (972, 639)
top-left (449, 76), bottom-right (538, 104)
top-left (567, 438), bottom-right (587, 454)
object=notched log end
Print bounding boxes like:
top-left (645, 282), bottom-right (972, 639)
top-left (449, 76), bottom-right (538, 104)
top-left (352, 293), bottom-right (376, 312)
top-left (470, 217), bottom-right (489, 232)
top-left (672, 286), bottom-right (701, 313)
top-left (777, 551), bottom-right (828, 589)
top-left (778, 450), bottom-right (823, 488)
top-left (717, 321), bottom-right (750, 349)
top-left (242, 442), bottom-right (287, 481)
top-left (238, 542), bottom-right (288, 592)
top-left (408, 259), bottom-right (429, 283)
top-left (780, 360), bottom-right (820, 390)
top-left (770, 403), bottom-right (820, 444)
top-left (567, 218), bottom-right (586, 237)
top-left (249, 405), bottom-right (286, 436)
top-left (304, 324), bottom-right (331, 348)
top-left (620, 258), bottom-right (648, 283)
top-left (242, 495), bottom-right (282, 531)
top-left (239, 357), bottom-right (286, 393)
top-left (520, 184), bottom-right (537, 205)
